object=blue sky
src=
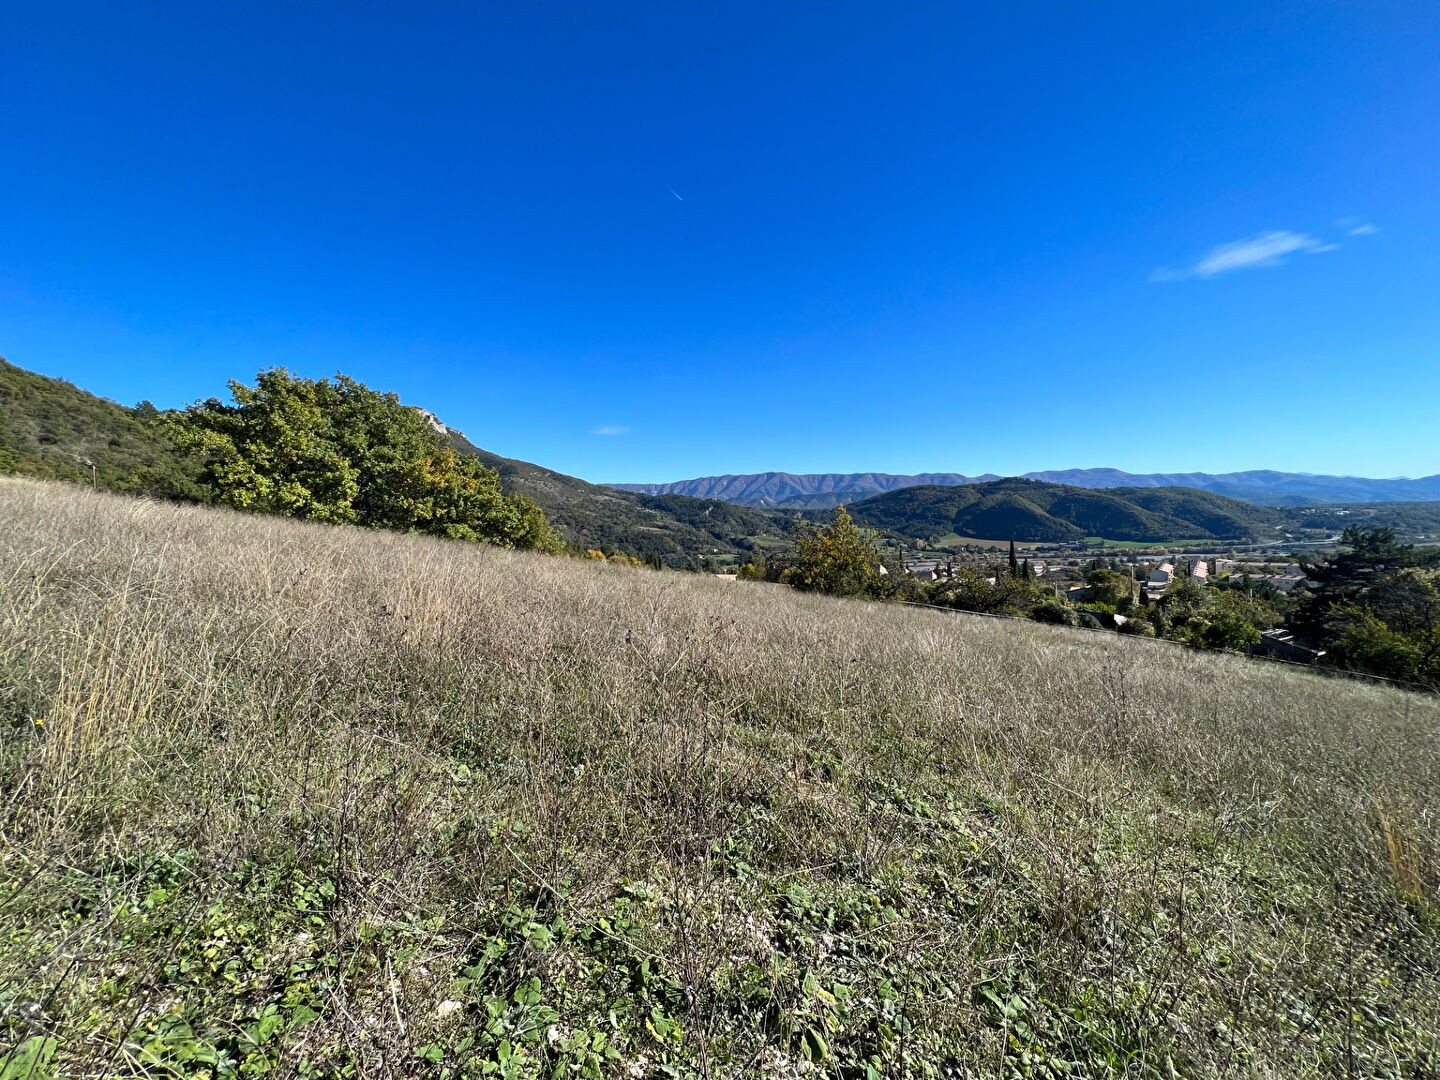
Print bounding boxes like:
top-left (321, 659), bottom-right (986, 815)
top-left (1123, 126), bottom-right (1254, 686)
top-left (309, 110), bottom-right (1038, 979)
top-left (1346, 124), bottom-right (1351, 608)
top-left (3, 2), bottom-right (1437, 482)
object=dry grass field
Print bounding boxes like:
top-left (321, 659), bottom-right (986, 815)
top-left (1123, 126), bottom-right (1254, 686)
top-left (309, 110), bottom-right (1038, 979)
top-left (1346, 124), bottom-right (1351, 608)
top-left (1, 477), bottom-right (1437, 1078)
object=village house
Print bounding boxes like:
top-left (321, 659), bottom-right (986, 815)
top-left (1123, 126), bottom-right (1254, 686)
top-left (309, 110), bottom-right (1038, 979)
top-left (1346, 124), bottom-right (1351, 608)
top-left (1251, 628), bottom-right (1326, 664)
top-left (1214, 559), bottom-right (1310, 593)
top-left (1144, 562), bottom-right (1174, 601)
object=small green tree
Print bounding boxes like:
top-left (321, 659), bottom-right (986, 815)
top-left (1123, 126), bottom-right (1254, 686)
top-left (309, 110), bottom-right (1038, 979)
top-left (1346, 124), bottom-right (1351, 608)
top-left (781, 506), bottom-right (882, 597)
top-left (737, 555), bottom-right (768, 581)
top-left (1326, 606), bottom-right (1424, 682)
top-left (1085, 567), bottom-right (1134, 609)
top-left (1295, 527), bottom-right (1440, 686)
top-left (1150, 579), bottom-right (1276, 650)
top-left (1031, 599), bottom-right (1078, 626)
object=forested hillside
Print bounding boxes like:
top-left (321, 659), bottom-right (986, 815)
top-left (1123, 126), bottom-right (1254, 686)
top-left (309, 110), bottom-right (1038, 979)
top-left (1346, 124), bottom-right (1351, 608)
top-left (616, 467), bottom-right (1440, 508)
top-left (622, 469), bottom-right (1440, 512)
top-left (0, 358), bottom-right (206, 499)
top-left (613, 470), bottom-right (1002, 509)
top-left (449, 432), bottom-right (793, 564)
top-left (1289, 500), bottom-right (1440, 538)
top-left (840, 477), bottom-right (1283, 543)
top-left (0, 359), bottom-right (791, 564)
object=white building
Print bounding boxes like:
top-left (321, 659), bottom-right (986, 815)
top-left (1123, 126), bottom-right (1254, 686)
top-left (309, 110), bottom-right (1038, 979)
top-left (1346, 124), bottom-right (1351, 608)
top-left (1145, 562), bottom-right (1174, 601)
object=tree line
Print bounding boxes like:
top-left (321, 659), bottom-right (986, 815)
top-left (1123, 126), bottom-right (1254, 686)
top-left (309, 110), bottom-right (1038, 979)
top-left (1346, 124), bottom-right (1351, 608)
top-left (3, 361), bottom-right (786, 565)
top-left (741, 510), bottom-right (1440, 691)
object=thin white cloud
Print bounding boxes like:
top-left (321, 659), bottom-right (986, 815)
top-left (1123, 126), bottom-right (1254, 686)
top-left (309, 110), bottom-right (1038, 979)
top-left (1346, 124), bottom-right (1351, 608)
top-left (1151, 230), bottom-right (1338, 282)
top-left (1147, 266), bottom-right (1191, 283)
top-left (1348, 223), bottom-right (1378, 236)
top-left (589, 424), bottom-right (631, 436)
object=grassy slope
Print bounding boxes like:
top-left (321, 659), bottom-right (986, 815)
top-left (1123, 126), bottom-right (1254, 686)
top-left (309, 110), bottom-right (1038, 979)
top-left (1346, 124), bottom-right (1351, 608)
top-left (2, 478), bottom-right (1437, 1078)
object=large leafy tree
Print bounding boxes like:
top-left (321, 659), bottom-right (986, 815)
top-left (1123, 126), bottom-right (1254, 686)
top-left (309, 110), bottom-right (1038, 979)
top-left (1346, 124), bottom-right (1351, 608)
top-left (173, 369), bottom-right (360, 522)
top-left (1293, 526), bottom-right (1440, 686)
top-left (171, 369), bottom-right (560, 551)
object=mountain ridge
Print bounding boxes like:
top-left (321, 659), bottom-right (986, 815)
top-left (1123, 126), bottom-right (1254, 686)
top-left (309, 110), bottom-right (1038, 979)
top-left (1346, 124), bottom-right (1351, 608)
top-left (440, 429), bottom-right (794, 563)
top-left (0, 357), bottom-right (792, 566)
top-left (612, 467), bottom-right (1440, 508)
top-left (831, 478), bottom-right (1286, 544)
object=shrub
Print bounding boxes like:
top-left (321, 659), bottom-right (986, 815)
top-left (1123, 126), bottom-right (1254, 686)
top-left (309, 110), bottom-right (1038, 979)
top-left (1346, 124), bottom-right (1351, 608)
top-left (783, 506), bottom-right (882, 597)
top-left (1118, 615), bottom-right (1157, 636)
top-left (1031, 600), bottom-right (1079, 626)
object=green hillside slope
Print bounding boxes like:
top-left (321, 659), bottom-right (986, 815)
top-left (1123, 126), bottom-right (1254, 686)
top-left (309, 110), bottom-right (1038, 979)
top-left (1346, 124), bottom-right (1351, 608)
top-left (3, 478), bottom-right (1436, 1076)
top-left (843, 477), bottom-right (1284, 543)
top-left (0, 358), bottom-right (206, 498)
top-left (0, 358), bottom-right (789, 564)
top-left (448, 432), bottom-right (793, 563)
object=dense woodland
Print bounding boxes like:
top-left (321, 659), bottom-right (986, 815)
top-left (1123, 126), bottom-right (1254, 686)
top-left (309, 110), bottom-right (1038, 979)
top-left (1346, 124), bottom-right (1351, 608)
top-left (832, 478), bottom-right (1286, 544)
top-left (449, 431), bottom-right (792, 565)
top-left (0, 359), bottom-right (207, 499)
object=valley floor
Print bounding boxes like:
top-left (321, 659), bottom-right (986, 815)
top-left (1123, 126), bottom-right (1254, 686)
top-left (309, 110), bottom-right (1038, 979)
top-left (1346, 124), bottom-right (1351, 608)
top-left (2, 478), bottom-right (1437, 1078)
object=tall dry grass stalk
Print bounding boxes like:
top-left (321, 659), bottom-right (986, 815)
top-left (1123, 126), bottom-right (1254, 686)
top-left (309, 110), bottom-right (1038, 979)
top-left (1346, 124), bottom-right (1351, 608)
top-left (1375, 798), bottom-right (1425, 898)
top-left (1, 476), bottom-right (1438, 1078)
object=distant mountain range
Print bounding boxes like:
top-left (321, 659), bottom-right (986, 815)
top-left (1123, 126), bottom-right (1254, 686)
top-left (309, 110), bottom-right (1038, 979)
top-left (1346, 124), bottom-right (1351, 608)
top-left (612, 468), bottom-right (1440, 508)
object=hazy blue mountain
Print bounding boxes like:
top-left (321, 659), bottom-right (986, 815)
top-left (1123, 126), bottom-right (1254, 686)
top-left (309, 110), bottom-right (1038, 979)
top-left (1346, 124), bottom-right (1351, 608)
top-left (416, 431), bottom-right (797, 564)
top-left (612, 471), bottom-right (1002, 509)
top-left (613, 468), bottom-right (1440, 508)
top-left (1024, 469), bottom-right (1440, 505)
